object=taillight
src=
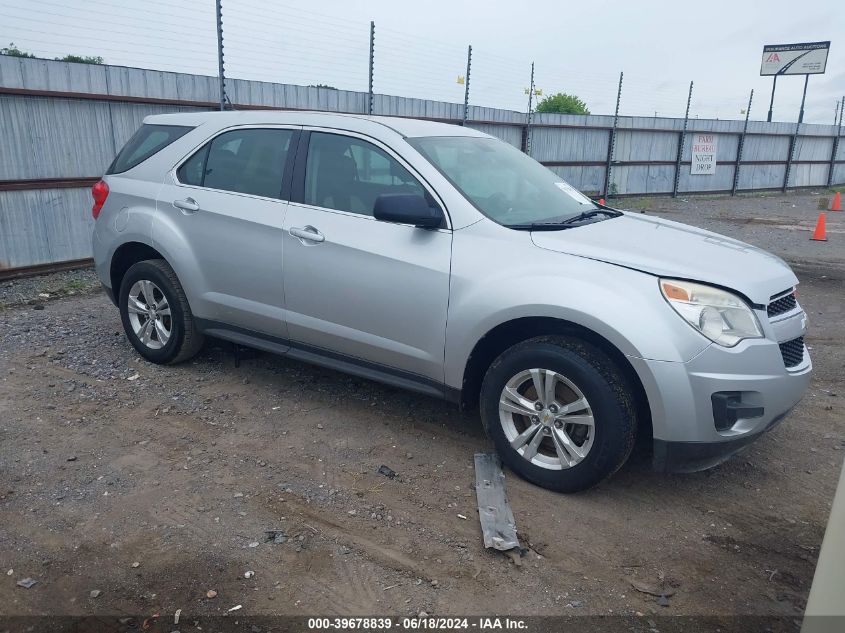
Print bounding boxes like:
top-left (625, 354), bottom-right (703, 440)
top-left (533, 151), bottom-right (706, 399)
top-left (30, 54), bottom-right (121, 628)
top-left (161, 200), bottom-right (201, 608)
top-left (91, 179), bottom-right (109, 219)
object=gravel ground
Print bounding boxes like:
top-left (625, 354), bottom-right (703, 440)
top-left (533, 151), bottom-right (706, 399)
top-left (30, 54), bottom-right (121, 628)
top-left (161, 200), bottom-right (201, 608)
top-left (0, 268), bottom-right (100, 310)
top-left (1, 192), bottom-right (843, 627)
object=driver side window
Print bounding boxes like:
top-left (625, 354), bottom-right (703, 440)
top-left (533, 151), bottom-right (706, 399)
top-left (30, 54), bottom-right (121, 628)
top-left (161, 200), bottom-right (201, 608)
top-left (304, 132), bottom-right (426, 216)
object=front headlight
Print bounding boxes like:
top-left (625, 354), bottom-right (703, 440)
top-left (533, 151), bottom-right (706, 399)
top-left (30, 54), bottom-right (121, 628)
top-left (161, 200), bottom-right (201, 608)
top-left (659, 279), bottom-right (763, 347)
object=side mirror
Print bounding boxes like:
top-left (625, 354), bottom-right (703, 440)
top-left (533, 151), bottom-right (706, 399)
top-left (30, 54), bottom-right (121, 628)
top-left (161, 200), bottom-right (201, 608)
top-left (373, 193), bottom-right (444, 229)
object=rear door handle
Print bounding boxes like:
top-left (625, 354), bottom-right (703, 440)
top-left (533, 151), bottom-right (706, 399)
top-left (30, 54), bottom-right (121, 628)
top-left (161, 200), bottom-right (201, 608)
top-left (289, 226), bottom-right (325, 243)
top-left (173, 197), bottom-right (200, 213)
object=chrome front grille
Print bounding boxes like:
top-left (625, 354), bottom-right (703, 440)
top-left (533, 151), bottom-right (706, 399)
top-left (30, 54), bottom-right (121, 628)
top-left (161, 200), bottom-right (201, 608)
top-left (767, 290), bottom-right (797, 318)
top-left (779, 336), bottom-right (805, 368)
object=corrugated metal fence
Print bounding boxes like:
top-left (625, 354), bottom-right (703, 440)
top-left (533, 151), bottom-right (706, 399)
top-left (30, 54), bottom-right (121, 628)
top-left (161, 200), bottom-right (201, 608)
top-left (1, 56), bottom-right (843, 270)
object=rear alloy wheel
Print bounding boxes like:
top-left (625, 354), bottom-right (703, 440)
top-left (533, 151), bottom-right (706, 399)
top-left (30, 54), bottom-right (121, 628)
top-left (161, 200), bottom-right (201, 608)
top-left (127, 280), bottom-right (172, 350)
top-left (480, 336), bottom-right (637, 492)
top-left (119, 259), bottom-right (204, 364)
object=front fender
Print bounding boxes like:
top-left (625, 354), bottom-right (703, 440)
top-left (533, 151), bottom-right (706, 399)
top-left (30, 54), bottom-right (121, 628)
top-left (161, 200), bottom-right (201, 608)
top-left (444, 222), bottom-right (709, 389)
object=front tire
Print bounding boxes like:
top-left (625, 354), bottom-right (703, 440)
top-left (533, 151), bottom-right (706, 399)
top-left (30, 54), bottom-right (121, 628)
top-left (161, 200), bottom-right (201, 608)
top-left (479, 336), bottom-right (636, 493)
top-left (118, 259), bottom-right (204, 364)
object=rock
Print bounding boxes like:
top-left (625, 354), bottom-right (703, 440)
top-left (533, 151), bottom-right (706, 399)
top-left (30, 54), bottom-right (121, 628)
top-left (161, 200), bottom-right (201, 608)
top-left (131, 562), bottom-right (140, 568)
top-left (630, 579), bottom-right (676, 598)
top-left (16, 578), bottom-right (37, 589)
top-left (248, 541), bottom-right (260, 548)
top-left (418, 611), bottom-right (429, 618)
top-left (377, 465), bottom-right (396, 479)
top-left (244, 571), bottom-right (255, 578)
top-left (207, 589), bottom-right (218, 598)
top-left (90, 589), bottom-right (101, 598)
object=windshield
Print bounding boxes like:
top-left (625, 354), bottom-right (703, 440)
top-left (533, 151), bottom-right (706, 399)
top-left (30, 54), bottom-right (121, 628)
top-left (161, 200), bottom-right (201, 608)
top-left (408, 136), bottom-right (597, 226)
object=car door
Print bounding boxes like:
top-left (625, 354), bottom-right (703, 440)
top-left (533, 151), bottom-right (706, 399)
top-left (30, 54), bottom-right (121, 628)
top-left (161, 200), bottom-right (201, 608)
top-left (156, 126), bottom-right (299, 338)
top-left (282, 129), bottom-right (452, 385)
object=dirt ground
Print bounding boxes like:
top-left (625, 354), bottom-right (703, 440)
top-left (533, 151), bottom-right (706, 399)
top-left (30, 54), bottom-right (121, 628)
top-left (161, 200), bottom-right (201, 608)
top-left (1, 191), bottom-right (843, 627)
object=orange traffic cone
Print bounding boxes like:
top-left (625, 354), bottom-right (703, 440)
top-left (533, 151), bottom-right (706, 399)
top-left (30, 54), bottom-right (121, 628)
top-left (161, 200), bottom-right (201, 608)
top-left (598, 198), bottom-right (606, 205)
top-left (810, 212), bottom-right (828, 241)
top-left (831, 191), bottom-right (842, 212)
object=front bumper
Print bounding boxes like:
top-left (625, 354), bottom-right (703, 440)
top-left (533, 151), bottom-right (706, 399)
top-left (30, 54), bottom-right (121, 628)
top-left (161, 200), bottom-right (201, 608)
top-left (628, 316), bottom-right (811, 473)
top-left (652, 407), bottom-right (794, 472)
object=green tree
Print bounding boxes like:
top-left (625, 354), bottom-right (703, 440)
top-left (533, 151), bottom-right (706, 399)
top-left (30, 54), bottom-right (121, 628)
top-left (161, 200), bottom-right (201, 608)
top-left (57, 54), bottom-right (104, 64)
top-left (1, 43), bottom-right (35, 58)
top-left (536, 92), bottom-right (590, 115)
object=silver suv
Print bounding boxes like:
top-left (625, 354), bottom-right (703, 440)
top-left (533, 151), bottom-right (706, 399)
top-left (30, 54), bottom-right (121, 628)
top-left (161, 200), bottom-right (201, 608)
top-left (91, 111), bottom-right (811, 492)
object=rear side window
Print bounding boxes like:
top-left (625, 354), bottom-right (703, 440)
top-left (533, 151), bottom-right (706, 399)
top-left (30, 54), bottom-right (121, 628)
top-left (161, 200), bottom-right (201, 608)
top-left (177, 128), bottom-right (294, 199)
top-left (107, 124), bottom-right (192, 174)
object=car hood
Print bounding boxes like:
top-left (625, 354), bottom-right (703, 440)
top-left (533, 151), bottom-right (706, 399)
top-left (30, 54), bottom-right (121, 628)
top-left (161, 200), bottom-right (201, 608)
top-left (530, 212), bottom-right (797, 305)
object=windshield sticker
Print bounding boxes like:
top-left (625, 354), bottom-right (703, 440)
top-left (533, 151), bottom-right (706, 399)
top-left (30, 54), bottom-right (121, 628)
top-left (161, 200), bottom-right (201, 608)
top-left (554, 182), bottom-right (593, 205)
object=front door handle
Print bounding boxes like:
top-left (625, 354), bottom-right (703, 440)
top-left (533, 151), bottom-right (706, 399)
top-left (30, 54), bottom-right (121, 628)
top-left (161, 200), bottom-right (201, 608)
top-left (289, 226), bottom-right (325, 243)
top-left (173, 197), bottom-right (200, 213)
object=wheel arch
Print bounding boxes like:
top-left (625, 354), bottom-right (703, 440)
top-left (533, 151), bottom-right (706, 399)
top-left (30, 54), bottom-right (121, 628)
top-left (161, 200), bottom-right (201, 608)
top-left (459, 316), bottom-right (652, 439)
top-left (110, 241), bottom-right (167, 299)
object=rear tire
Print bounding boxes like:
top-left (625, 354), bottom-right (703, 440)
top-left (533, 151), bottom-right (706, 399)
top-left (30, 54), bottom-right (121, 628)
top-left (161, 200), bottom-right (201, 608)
top-left (118, 259), bottom-right (204, 365)
top-left (479, 335), bottom-right (636, 493)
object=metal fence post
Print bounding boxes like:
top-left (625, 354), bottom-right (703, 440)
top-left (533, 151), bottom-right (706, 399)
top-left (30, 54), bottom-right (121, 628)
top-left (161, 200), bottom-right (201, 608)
top-left (603, 71), bottom-right (623, 198)
top-left (367, 21), bottom-right (375, 115)
top-left (215, 0), bottom-right (227, 110)
top-left (523, 62), bottom-right (535, 154)
top-left (783, 126), bottom-right (799, 192)
top-left (462, 45), bottom-right (472, 125)
top-left (732, 89), bottom-right (753, 195)
top-left (672, 81), bottom-right (693, 198)
top-left (827, 97), bottom-right (844, 188)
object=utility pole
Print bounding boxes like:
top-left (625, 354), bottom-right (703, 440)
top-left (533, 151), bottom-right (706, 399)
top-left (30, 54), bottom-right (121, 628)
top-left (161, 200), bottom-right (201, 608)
top-left (367, 21), bottom-right (375, 115)
top-left (215, 0), bottom-right (227, 110)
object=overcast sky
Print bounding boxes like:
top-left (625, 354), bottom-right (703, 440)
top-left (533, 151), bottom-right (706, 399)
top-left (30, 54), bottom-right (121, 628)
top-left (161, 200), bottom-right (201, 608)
top-left (1, 0), bottom-right (842, 123)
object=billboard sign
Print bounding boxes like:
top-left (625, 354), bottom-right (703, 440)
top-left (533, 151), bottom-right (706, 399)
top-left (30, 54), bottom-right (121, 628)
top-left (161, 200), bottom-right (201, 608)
top-left (691, 133), bottom-right (717, 175)
top-left (760, 41), bottom-right (830, 76)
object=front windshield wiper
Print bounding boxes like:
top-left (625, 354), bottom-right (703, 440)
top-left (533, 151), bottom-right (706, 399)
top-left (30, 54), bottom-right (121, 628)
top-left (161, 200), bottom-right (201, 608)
top-left (507, 208), bottom-right (622, 230)
top-left (561, 208), bottom-right (622, 224)
top-left (506, 222), bottom-right (579, 231)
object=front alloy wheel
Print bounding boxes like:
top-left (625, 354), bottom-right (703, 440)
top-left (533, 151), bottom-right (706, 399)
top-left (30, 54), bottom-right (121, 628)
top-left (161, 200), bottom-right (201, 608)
top-left (480, 336), bottom-right (637, 492)
top-left (499, 368), bottom-right (594, 470)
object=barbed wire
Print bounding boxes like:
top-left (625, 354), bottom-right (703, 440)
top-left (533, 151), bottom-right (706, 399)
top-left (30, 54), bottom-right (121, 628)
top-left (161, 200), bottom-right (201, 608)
top-left (0, 0), bottom-right (835, 122)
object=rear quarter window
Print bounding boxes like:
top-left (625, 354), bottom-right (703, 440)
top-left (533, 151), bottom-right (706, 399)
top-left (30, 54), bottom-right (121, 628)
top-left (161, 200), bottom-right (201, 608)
top-left (107, 124), bottom-right (193, 174)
